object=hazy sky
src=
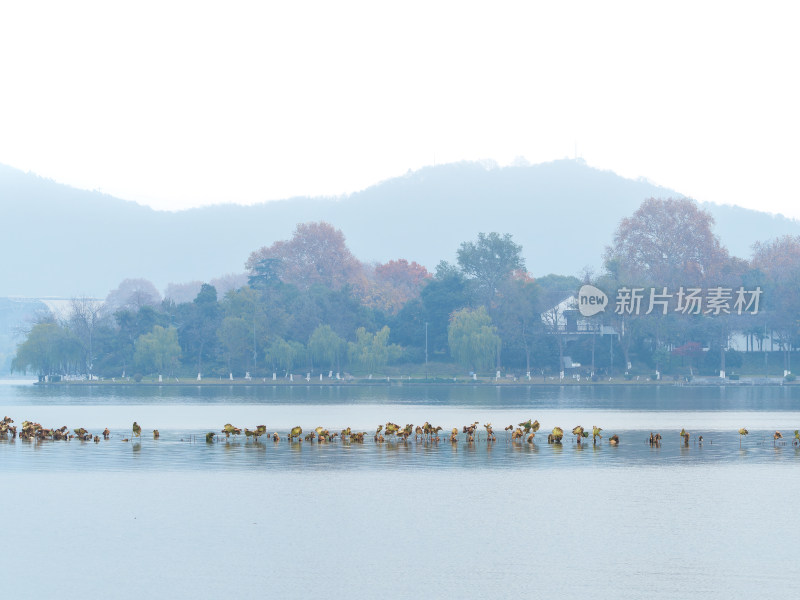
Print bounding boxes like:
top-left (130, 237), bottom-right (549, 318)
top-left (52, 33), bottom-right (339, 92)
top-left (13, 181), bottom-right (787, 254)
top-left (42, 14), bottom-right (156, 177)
top-left (1, 0), bottom-right (798, 217)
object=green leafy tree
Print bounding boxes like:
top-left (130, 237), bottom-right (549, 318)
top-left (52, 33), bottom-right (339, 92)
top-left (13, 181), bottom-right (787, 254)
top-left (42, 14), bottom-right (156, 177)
top-left (388, 298), bottom-right (424, 348)
top-left (247, 257), bottom-right (284, 290)
top-left (457, 232), bottom-right (525, 304)
top-left (220, 286), bottom-right (270, 373)
top-left (217, 315), bottom-right (251, 374)
top-left (133, 325), bottom-right (181, 376)
top-left (265, 336), bottom-right (306, 372)
top-left (347, 326), bottom-right (391, 373)
top-left (494, 276), bottom-right (540, 372)
top-left (109, 305), bottom-right (171, 376)
top-left (308, 324), bottom-right (346, 371)
top-left (286, 284), bottom-right (377, 344)
top-left (90, 318), bottom-right (128, 377)
top-left (178, 284), bottom-right (221, 374)
top-left (421, 263), bottom-right (470, 354)
top-left (447, 306), bottom-right (500, 372)
top-left (11, 322), bottom-right (83, 377)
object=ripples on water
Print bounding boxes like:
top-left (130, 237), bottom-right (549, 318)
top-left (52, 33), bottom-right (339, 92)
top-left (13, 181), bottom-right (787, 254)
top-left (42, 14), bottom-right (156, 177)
top-left (2, 382), bottom-right (800, 598)
top-left (3, 465), bottom-right (799, 599)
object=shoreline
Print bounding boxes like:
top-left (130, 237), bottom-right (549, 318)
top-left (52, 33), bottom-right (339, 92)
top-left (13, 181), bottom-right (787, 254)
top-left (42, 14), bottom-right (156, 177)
top-left (32, 377), bottom-right (795, 388)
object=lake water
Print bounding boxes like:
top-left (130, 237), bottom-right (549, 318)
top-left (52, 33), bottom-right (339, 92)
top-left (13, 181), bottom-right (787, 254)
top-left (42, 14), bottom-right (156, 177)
top-left (2, 382), bottom-right (799, 598)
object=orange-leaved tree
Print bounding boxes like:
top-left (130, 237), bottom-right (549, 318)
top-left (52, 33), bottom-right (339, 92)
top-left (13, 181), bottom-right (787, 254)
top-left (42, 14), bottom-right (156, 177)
top-left (359, 259), bottom-right (431, 314)
top-left (604, 198), bottom-right (729, 289)
top-left (246, 222), bottom-right (363, 291)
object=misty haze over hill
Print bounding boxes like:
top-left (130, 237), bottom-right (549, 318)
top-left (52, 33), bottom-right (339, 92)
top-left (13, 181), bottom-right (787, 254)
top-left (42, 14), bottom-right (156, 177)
top-left (2, 159), bottom-right (799, 298)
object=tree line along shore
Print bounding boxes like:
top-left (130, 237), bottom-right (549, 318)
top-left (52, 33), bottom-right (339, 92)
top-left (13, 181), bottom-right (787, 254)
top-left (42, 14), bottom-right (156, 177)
top-left (12, 198), bottom-right (800, 383)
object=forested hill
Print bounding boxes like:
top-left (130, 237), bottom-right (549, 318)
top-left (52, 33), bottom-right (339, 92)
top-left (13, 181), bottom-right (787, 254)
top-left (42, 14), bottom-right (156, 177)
top-left (2, 160), bottom-right (799, 297)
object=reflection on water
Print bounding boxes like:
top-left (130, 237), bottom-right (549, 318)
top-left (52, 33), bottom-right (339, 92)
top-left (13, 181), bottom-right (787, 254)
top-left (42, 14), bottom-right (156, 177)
top-left (6, 381), bottom-right (800, 410)
top-left (3, 382), bottom-right (799, 598)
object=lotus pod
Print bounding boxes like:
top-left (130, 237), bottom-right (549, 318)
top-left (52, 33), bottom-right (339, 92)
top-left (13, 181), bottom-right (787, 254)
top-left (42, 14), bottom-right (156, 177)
top-left (532, 420), bottom-right (540, 432)
top-left (572, 426), bottom-right (584, 436)
top-left (738, 428), bottom-right (749, 436)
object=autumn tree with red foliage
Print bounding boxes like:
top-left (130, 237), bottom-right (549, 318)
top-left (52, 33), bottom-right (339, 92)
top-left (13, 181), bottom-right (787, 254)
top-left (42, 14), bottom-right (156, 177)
top-left (602, 199), bottom-right (741, 375)
top-left (375, 259), bottom-right (430, 291)
top-left (751, 235), bottom-right (800, 280)
top-left (604, 198), bottom-right (729, 288)
top-left (246, 222), bottom-right (362, 291)
top-left (364, 259), bottom-right (431, 314)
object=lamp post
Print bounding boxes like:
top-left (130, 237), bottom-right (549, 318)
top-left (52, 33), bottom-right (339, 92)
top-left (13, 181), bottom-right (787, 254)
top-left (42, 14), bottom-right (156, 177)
top-left (609, 318), bottom-right (614, 377)
top-left (765, 321), bottom-right (768, 378)
top-left (425, 322), bottom-right (428, 381)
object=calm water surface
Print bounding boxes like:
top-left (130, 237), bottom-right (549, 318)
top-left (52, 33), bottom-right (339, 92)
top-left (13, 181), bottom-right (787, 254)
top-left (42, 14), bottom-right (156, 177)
top-left (2, 382), bottom-right (799, 598)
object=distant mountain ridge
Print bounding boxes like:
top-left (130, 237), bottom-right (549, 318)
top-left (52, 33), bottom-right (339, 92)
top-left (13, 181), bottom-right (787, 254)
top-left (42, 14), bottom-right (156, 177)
top-left (2, 160), bottom-right (798, 298)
